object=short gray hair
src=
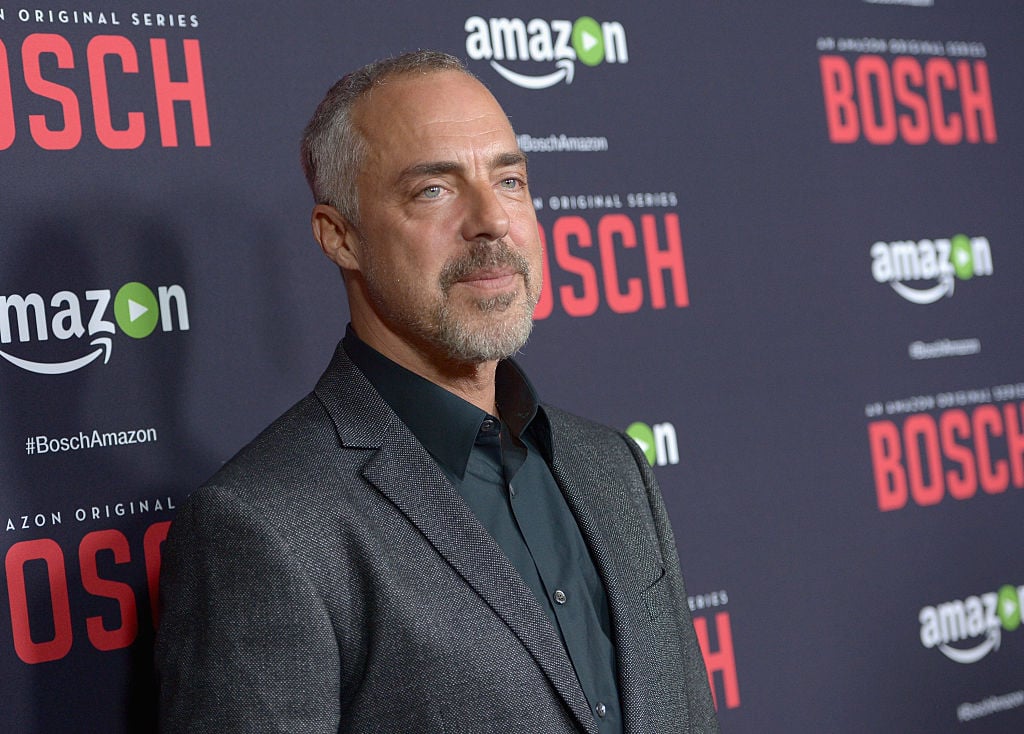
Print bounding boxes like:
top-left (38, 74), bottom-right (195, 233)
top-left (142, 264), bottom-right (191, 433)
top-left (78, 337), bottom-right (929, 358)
top-left (300, 50), bottom-right (469, 224)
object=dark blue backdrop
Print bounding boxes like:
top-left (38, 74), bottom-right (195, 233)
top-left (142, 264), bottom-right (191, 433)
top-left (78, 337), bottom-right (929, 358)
top-left (1, 2), bottom-right (1022, 731)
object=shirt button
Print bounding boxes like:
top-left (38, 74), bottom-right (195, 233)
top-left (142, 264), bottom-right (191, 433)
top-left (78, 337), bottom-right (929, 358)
top-left (596, 703), bottom-right (607, 718)
top-left (553, 589), bottom-right (567, 605)
top-left (480, 418), bottom-right (497, 432)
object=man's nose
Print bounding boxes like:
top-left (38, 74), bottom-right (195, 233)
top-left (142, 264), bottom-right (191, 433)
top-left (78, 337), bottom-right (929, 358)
top-left (461, 184), bottom-right (511, 242)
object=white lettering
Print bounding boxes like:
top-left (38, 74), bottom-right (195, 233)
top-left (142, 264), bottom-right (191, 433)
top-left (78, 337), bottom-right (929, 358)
top-left (0, 293), bottom-right (47, 343)
top-left (85, 289), bottom-right (115, 336)
top-left (602, 21), bottom-right (628, 63)
top-left (158, 285), bottom-right (190, 331)
top-left (50, 291), bottom-right (85, 339)
top-left (552, 20), bottom-right (573, 60)
top-left (464, 16), bottom-right (492, 59)
top-left (653, 422), bottom-right (679, 466)
top-left (489, 17), bottom-right (528, 61)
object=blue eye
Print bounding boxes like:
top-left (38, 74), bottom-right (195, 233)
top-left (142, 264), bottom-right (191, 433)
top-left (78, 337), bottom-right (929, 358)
top-left (500, 178), bottom-right (523, 190)
top-left (421, 185), bottom-right (443, 199)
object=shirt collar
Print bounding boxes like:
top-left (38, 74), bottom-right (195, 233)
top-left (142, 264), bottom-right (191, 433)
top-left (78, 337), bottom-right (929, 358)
top-left (343, 325), bottom-right (550, 481)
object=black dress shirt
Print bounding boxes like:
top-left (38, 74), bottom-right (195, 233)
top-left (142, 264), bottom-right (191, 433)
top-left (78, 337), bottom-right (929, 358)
top-left (343, 326), bottom-right (622, 733)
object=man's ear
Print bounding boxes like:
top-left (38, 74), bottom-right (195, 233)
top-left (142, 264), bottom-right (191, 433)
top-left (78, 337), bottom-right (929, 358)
top-left (311, 204), bottom-right (362, 271)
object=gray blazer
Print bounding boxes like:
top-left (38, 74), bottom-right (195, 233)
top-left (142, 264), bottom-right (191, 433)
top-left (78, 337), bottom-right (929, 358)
top-left (155, 343), bottom-right (719, 733)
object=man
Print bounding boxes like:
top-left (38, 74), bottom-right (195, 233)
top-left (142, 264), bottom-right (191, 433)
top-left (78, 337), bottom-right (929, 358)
top-left (155, 50), bottom-right (718, 733)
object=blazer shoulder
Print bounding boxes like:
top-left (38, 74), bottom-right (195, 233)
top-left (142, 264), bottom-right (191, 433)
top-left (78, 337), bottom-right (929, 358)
top-left (190, 385), bottom-right (379, 523)
top-left (208, 392), bottom-right (335, 486)
top-left (540, 401), bottom-right (643, 468)
top-left (543, 404), bottom-right (625, 443)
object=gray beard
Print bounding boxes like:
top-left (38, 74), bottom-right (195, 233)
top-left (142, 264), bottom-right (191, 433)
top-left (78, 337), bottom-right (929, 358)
top-left (433, 239), bottom-right (537, 362)
top-left (361, 237), bottom-right (539, 364)
top-left (434, 287), bottom-right (535, 362)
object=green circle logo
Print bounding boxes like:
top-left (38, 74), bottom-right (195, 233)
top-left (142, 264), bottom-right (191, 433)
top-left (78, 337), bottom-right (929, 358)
top-left (114, 282), bottom-right (159, 339)
top-left (626, 422), bottom-right (656, 466)
top-left (998, 585), bottom-right (1021, 632)
top-left (950, 234), bottom-right (974, 280)
top-left (572, 17), bottom-right (604, 67)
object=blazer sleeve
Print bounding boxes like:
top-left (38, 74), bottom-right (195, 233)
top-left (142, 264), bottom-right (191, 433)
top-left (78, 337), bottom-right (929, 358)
top-left (620, 431), bottom-right (721, 733)
top-left (154, 486), bottom-right (341, 734)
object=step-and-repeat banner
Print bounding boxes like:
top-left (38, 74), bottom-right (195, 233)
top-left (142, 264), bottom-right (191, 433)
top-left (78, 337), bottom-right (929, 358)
top-left (2, 1), bottom-right (1021, 731)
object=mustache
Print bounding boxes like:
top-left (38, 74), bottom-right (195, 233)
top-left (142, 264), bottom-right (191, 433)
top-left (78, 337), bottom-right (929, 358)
top-left (439, 239), bottom-right (531, 293)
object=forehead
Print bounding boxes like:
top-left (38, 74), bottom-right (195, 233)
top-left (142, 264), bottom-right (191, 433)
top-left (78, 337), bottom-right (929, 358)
top-left (353, 71), bottom-right (518, 164)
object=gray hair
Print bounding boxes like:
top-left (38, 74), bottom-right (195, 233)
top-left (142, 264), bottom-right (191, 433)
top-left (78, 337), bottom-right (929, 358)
top-left (300, 50), bottom-right (469, 224)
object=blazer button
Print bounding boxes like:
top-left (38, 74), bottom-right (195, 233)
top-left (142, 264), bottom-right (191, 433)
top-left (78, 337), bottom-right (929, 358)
top-left (553, 589), bottom-right (567, 605)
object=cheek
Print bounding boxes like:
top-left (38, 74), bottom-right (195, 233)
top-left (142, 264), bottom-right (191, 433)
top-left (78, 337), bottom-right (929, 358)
top-left (514, 224), bottom-right (544, 270)
top-left (508, 203), bottom-right (538, 237)
top-left (368, 222), bottom-right (447, 278)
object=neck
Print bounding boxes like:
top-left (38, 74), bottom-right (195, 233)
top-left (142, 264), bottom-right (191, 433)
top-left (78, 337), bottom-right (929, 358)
top-left (432, 360), bottom-right (499, 415)
top-left (351, 317), bottom-right (499, 414)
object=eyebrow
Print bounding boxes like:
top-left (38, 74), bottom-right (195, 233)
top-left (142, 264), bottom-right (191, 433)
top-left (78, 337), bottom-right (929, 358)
top-left (397, 151), bottom-right (529, 184)
top-left (494, 151), bottom-right (528, 169)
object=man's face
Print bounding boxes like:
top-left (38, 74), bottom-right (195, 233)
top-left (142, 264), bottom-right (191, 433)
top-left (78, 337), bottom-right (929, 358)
top-left (345, 71), bottom-right (542, 365)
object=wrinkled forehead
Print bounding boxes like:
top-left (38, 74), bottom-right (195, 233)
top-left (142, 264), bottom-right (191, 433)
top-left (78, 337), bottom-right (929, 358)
top-left (353, 71), bottom-right (518, 160)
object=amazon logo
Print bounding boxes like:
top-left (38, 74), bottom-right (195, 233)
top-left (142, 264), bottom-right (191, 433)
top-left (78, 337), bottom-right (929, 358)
top-left (870, 234), bottom-right (993, 305)
top-left (0, 281), bottom-right (189, 374)
top-left (919, 584), bottom-right (1023, 664)
top-left (465, 15), bottom-right (628, 90)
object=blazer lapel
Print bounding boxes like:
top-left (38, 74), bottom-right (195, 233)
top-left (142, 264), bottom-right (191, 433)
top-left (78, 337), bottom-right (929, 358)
top-left (315, 344), bottom-right (599, 734)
